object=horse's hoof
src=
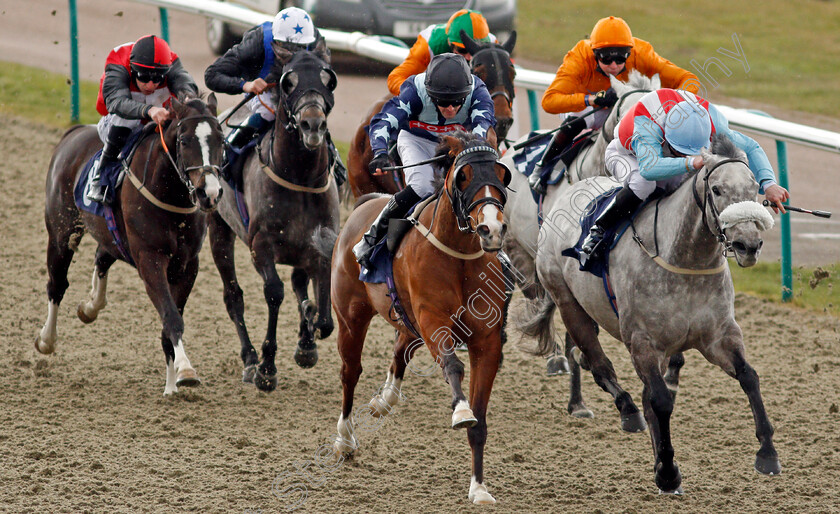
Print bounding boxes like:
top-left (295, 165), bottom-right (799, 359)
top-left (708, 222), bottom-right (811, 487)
top-left (755, 454), bottom-right (781, 475)
top-left (242, 364), bottom-right (256, 384)
top-left (658, 486), bottom-right (684, 495)
top-left (175, 368), bottom-right (201, 388)
top-left (334, 435), bottom-right (357, 457)
top-left (452, 407), bottom-right (478, 429)
top-left (621, 411), bottom-right (648, 433)
top-left (294, 347), bottom-right (319, 368)
top-left (655, 461), bottom-right (682, 494)
top-left (76, 302), bottom-right (97, 324)
top-left (546, 354), bottom-right (570, 376)
top-left (254, 369), bottom-right (278, 392)
top-left (569, 405), bottom-right (594, 419)
top-left (34, 335), bottom-right (55, 355)
top-left (469, 480), bottom-right (496, 504)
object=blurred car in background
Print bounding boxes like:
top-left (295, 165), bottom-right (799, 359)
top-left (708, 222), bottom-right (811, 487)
top-left (206, 0), bottom-right (516, 55)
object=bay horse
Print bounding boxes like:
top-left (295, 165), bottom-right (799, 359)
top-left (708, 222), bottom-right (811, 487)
top-left (331, 132), bottom-right (511, 504)
top-left (520, 134), bottom-right (781, 493)
top-left (36, 93), bottom-right (225, 395)
top-left (346, 31), bottom-right (517, 199)
top-left (208, 43), bottom-right (340, 391)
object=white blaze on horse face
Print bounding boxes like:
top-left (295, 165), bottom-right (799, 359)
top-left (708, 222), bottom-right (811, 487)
top-left (194, 121), bottom-right (222, 200)
top-left (478, 186), bottom-right (504, 248)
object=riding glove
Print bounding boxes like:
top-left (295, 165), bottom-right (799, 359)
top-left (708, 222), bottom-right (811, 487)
top-left (369, 153), bottom-right (394, 175)
top-left (592, 89), bottom-right (618, 108)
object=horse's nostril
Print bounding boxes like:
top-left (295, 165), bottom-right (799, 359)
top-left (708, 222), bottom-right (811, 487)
top-left (732, 241), bottom-right (747, 253)
top-left (477, 225), bottom-right (490, 237)
top-left (300, 120), bottom-right (311, 131)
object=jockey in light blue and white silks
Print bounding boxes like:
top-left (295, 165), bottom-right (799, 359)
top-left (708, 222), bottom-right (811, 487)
top-left (606, 88), bottom-right (779, 200)
top-left (368, 72), bottom-right (496, 197)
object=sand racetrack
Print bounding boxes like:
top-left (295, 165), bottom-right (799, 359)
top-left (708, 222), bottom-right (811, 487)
top-left (1, 114), bottom-right (839, 513)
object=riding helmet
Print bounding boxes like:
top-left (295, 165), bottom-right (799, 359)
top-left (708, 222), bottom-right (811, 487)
top-left (425, 53), bottom-right (472, 104)
top-left (272, 7), bottom-right (316, 45)
top-left (445, 9), bottom-right (490, 48)
top-left (129, 35), bottom-right (173, 73)
top-left (664, 102), bottom-right (712, 155)
top-left (589, 16), bottom-right (634, 49)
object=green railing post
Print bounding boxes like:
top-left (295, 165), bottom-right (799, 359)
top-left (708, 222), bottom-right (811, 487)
top-left (527, 89), bottom-right (540, 131)
top-left (776, 140), bottom-right (793, 301)
top-left (68, 0), bottom-right (80, 123)
top-left (159, 8), bottom-right (170, 42)
top-left (749, 110), bottom-right (793, 301)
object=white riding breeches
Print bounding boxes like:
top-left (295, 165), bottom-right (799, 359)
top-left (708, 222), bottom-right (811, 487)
top-left (247, 92), bottom-right (276, 122)
top-left (397, 131), bottom-right (440, 198)
top-left (604, 138), bottom-right (683, 200)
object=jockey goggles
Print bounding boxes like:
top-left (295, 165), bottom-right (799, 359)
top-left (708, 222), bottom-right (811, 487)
top-left (434, 97), bottom-right (466, 108)
top-left (133, 67), bottom-right (166, 84)
top-left (594, 48), bottom-right (631, 65)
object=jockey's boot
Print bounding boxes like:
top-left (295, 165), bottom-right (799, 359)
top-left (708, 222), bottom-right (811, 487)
top-left (326, 131), bottom-right (347, 187)
top-left (353, 186), bottom-right (422, 269)
top-left (87, 125), bottom-right (132, 204)
top-left (226, 113), bottom-right (267, 150)
top-left (531, 116), bottom-right (587, 195)
top-left (580, 185), bottom-right (643, 265)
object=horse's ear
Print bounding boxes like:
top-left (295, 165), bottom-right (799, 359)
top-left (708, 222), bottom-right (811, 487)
top-left (313, 38), bottom-right (331, 64)
top-left (700, 147), bottom-right (714, 167)
top-left (459, 29), bottom-right (481, 56)
top-left (272, 43), bottom-right (294, 66)
top-left (502, 30), bottom-right (517, 54)
top-left (206, 92), bottom-right (218, 116)
top-left (442, 134), bottom-right (462, 156)
top-left (169, 96), bottom-right (187, 118)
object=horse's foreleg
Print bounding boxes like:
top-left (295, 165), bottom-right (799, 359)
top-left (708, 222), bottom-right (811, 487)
top-left (700, 336), bottom-right (780, 476)
top-left (465, 337), bottom-right (501, 505)
top-left (632, 345), bottom-right (681, 494)
top-left (37, 229), bottom-right (81, 354)
top-left (77, 248), bottom-right (116, 324)
top-left (310, 262), bottom-right (335, 340)
top-left (555, 293), bottom-right (645, 432)
top-left (369, 332), bottom-right (414, 417)
top-left (251, 238), bottom-right (283, 392)
top-left (136, 252), bottom-right (199, 396)
top-left (208, 212), bottom-right (258, 382)
top-left (663, 353), bottom-right (686, 400)
top-left (419, 314), bottom-right (473, 429)
top-left (291, 268), bottom-right (318, 368)
top-left (334, 309), bottom-right (372, 456)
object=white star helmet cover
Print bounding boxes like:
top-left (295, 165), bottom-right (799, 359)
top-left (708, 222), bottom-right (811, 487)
top-left (272, 7), bottom-right (316, 45)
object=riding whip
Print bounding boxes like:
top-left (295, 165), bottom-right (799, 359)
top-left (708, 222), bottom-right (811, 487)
top-left (380, 154), bottom-right (448, 172)
top-left (219, 92), bottom-right (256, 126)
top-left (512, 107), bottom-right (604, 150)
top-left (763, 200), bottom-right (832, 218)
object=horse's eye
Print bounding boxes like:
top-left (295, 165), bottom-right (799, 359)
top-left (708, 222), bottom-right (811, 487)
top-left (712, 186), bottom-right (722, 196)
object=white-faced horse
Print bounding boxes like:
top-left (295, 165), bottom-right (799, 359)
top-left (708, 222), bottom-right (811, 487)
top-left (520, 134), bottom-right (780, 493)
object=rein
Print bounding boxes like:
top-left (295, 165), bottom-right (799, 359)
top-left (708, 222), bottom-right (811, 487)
top-left (259, 125), bottom-right (332, 194)
top-left (692, 157), bottom-right (750, 255)
top-left (128, 116), bottom-right (222, 214)
top-left (407, 195), bottom-right (486, 260)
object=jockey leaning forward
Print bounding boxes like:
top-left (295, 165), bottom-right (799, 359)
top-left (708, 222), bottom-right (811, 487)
top-left (579, 88), bottom-right (790, 264)
top-left (203, 6), bottom-right (346, 184)
top-left (531, 16), bottom-right (700, 195)
top-left (87, 35), bottom-right (199, 204)
top-left (353, 53), bottom-right (497, 268)
top-left (386, 9), bottom-right (496, 96)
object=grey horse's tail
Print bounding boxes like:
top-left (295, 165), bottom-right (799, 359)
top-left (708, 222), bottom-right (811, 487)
top-left (516, 294), bottom-right (557, 357)
top-left (312, 226), bottom-right (339, 260)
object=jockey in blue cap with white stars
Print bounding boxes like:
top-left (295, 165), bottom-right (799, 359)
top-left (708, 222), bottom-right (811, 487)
top-left (352, 53), bottom-right (497, 268)
top-left (205, 7), bottom-right (347, 184)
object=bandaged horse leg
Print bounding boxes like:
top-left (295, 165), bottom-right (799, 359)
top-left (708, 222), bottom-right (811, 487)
top-left (369, 332), bottom-right (414, 417)
top-left (77, 248), bottom-right (117, 323)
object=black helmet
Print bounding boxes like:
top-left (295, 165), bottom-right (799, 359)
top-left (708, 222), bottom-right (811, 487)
top-left (425, 53), bottom-right (472, 104)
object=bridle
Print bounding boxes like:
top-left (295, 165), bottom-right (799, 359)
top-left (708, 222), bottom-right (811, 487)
top-left (470, 46), bottom-right (515, 108)
top-left (447, 145), bottom-right (511, 233)
top-left (158, 114), bottom-right (223, 206)
top-left (274, 52), bottom-right (336, 136)
top-left (692, 157), bottom-right (750, 256)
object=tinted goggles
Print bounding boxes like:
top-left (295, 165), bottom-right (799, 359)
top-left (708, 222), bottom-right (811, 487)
top-left (434, 98), bottom-right (466, 108)
top-left (134, 70), bottom-right (166, 84)
top-left (595, 49), bottom-right (630, 65)
top-left (451, 45), bottom-right (471, 57)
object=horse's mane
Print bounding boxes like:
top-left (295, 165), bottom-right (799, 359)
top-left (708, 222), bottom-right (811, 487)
top-left (611, 69), bottom-right (661, 95)
top-left (710, 133), bottom-right (745, 160)
top-left (431, 131), bottom-right (486, 194)
top-left (177, 91), bottom-right (213, 115)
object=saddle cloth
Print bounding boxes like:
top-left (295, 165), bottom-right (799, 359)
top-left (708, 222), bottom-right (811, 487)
top-left (74, 129), bottom-right (144, 216)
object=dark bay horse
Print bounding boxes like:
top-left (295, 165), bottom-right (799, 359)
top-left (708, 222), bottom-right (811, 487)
top-left (521, 135), bottom-right (781, 493)
top-left (331, 132), bottom-right (511, 504)
top-left (208, 43), bottom-right (340, 391)
top-left (346, 31), bottom-right (516, 199)
top-left (37, 94), bottom-right (224, 395)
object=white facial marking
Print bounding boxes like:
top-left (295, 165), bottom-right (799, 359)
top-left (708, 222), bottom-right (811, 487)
top-left (195, 121), bottom-right (213, 167)
top-left (203, 173), bottom-right (221, 200)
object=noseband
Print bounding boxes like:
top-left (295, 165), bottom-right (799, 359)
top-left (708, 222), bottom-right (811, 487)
top-left (275, 52), bottom-right (336, 136)
top-left (159, 114), bottom-right (223, 205)
top-left (448, 145), bottom-right (510, 233)
top-left (692, 157), bottom-right (750, 255)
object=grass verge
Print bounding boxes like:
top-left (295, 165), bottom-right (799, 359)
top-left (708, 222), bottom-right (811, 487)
top-left (730, 261), bottom-right (838, 317)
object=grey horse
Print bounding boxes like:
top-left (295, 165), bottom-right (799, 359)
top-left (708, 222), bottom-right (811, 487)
top-left (502, 71), bottom-right (659, 409)
top-left (520, 134), bottom-right (781, 493)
